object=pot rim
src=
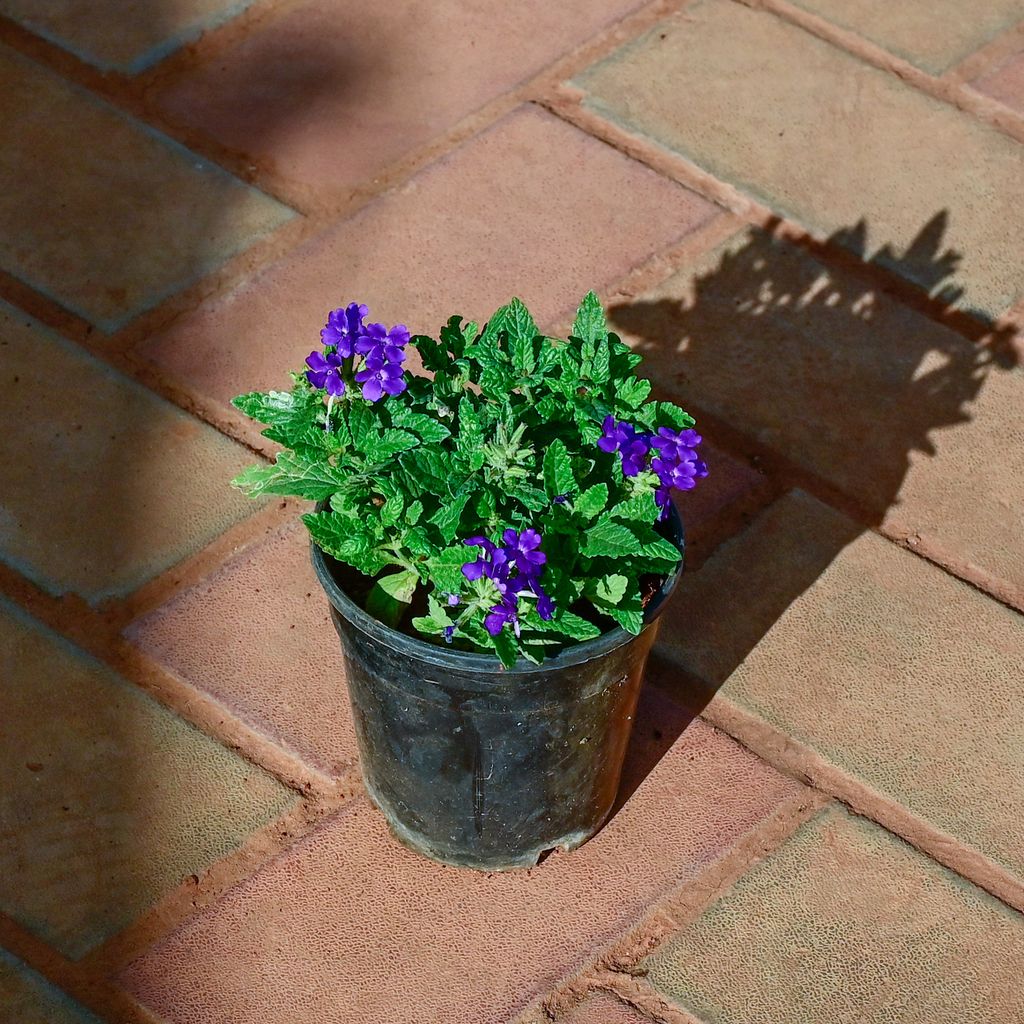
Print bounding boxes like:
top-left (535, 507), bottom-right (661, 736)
top-left (310, 501), bottom-right (685, 676)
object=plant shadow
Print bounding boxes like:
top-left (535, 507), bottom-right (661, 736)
top-left (609, 211), bottom-right (1019, 815)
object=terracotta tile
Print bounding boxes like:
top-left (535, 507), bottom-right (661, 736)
top-left (658, 490), bottom-right (1024, 882)
top-left (0, 599), bottom-right (296, 959)
top-left (0, 948), bottom-right (102, 1024)
top-left (119, 715), bottom-right (800, 1023)
top-left (126, 521), bottom-right (358, 775)
top-left (972, 48), bottom-right (1024, 114)
top-left (561, 991), bottom-right (648, 1024)
top-left (0, 306), bottom-right (259, 603)
top-left (0, 0), bottom-right (256, 73)
top-left (0, 45), bottom-right (290, 331)
top-left (576, 0), bottom-right (1024, 315)
top-left (139, 105), bottom-right (721, 405)
top-left (645, 806), bottom-right (1024, 1023)
top-left (789, 0), bottom-right (1024, 74)
top-left (151, 0), bottom-right (648, 191)
top-left (610, 227), bottom-right (1024, 601)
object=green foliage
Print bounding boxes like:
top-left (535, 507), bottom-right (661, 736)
top-left (232, 291), bottom-right (696, 667)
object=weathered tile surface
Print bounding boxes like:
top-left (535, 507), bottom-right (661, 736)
top-left (645, 806), bottom-right (1024, 1023)
top-left (140, 105), bottom-right (721, 404)
top-left (576, 0), bottom-right (1024, 315)
top-left (658, 490), bottom-right (1024, 881)
top-left (126, 521), bottom-right (358, 775)
top-left (611, 227), bottom-right (1024, 600)
top-left (0, 45), bottom-right (290, 330)
top-left (790, 0), bottom-right (1024, 73)
top-left (0, 0), bottom-right (256, 73)
top-left (0, 306), bottom-right (259, 603)
top-left (972, 47), bottom-right (1024, 113)
top-left (119, 713), bottom-right (800, 1024)
top-left (561, 991), bottom-right (648, 1024)
top-left (0, 599), bottom-right (297, 959)
top-left (0, 949), bottom-right (102, 1024)
top-left (150, 0), bottom-right (647, 191)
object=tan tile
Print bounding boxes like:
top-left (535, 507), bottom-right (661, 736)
top-left (576, 0), bottom-right (1024, 315)
top-left (790, 0), bottom-right (1024, 73)
top-left (645, 806), bottom-right (1024, 1023)
top-left (151, 0), bottom-right (648, 191)
top-left (119, 714), bottom-right (800, 1023)
top-left (0, 600), bottom-right (296, 958)
top-left (561, 991), bottom-right (648, 1024)
top-left (610, 227), bottom-right (1024, 601)
top-left (0, 307), bottom-right (260, 602)
top-left (0, 948), bottom-right (102, 1023)
top-left (139, 105), bottom-right (721, 404)
top-left (126, 521), bottom-right (358, 775)
top-left (0, 45), bottom-right (290, 330)
top-left (0, 0), bottom-right (256, 72)
top-left (658, 490), bottom-right (1024, 882)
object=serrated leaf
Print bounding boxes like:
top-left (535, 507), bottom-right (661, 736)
top-left (572, 291), bottom-right (607, 345)
top-left (455, 397), bottom-right (483, 460)
top-left (511, 484), bottom-right (549, 512)
top-left (302, 512), bottom-right (390, 576)
top-left (657, 402), bottom-right (697, 430)
top-left (366, 568), bottom-right (419, 628)
top-left (232, 452), bottom-right (350, 501)
top-left (605, 606), bottom-right (643, 634)
top-left (347, 401), bottom-right (373, 450)
top-left (582, 518), bottom-right (642, 558)
top-left (428, 483), bottom-right (476, 543)
top-left (426, 545), bottom-right (473, 592)
top-left (390, 407), bottom-right (451, 444)
top-left (609, 491), bottom-right (659, 524)
top-left (542, 610), bottom-right (602, 642)
top-left (380, 489), bottom-right (405, 528)
top-left (589, 339), bottom-right (611, 385)
top-left (492, 628), bottom-right (519, 669)
top-left (640, 534), bottom-right (684, 565)
top-left (593, 574), bottom-right (628, 606)
top-left (542, 438), bottom-right (575, 499)
top-left (404, 499), bottom-right (424, 525)
top-left (363, 428), bottom-right (418, 463)
top-left (615, 376), bottom-right (651, 409)
top-left (574, 483), bottom-right (608, 520)
top-left (376, 568), bottom-right (419, 603)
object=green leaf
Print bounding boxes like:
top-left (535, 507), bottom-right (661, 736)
top-left (455, 397), bottom-right (484, 466)
top-left (592, 574), bottom-right (628, 606)
top-left (542, 610), bottom-right (602, 641)
top-left (363, 428), bottom-right (418, 463)
top-left (657, 402), bottom-right (696, 430)
top-left (582, 518), bottom-right (642, 558)
top-left (640, 533), bottom-right (684, 565)
top-left (511, 484), bottom-right (549, 513)
top-left (347, 401), bottom-right (373, 450)
top-left (492, 628), bottom-right (519, 669)
top-left (428, 482), bottom-right (476, 543)
top-left (390, 407), bottom-right (451, 444)
top-left (302, 512), bottom-right (390, 576)
top-left (574, 483), bottom-right (608, 520)
top-left (542, 438), bottom-right (575, 499)
top-left (380, 489), bottom-right (405, 528)
top-left (366, 568), bottom-right (419, 628)
top-left (605, 606), bottom-right (643, 634)
top-left (232, 452), bottom-right (350, 501)
top-left (609, 491), bottom-right (659, 524)
top-left (404, 500), bottom-right (424, 525)
top-left (572, 290), bottom-right (607, 345)
top-left (376, 568), bottom-right (419, 603)
top-left (615, 376), bottom-right (651, 409)
top-left (589, 339), bottom-right (611, 385)
top-left (426, 545), bottom-right (472, 593)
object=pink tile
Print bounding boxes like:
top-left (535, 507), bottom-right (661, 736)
top-left (126, 521), bottom-right (357, 775)
top-left (140, 105), bottom-right (721, 406)
top-left (972, 49), bottom-right (1024, 115)
top-left (150, 0), bottom-right (648, 190)
top-left (120, 716), bottom-right (800, 1024)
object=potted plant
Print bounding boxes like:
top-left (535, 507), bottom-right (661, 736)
top-left (232, 292), bottom-right (707, 870)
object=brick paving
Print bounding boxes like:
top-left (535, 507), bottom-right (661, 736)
top-left (0, 1), bottom-right (1022, 1021)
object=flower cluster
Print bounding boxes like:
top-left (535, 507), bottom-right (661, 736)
top-left (305, 302), bottom-right (408, 402)
top-left (599, 416), bottom-right (708, 518)
top-left (460, 529), bottom-right (554, 638)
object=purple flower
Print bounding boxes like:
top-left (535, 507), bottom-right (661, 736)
top-left (462, 531), bottom-right (555, 638)
top-left (484, 596), bottom-right (520, 638)
top-left (447, 593), bottom-right (460, 607)
top-left (355, 322), bottom-right (410, 365)
top-left (650, 427), bottom-right (709, 518)
top-left (355, 359), bottom-right (407, 402)
top-left (305, 349), bottom-right (346, 396)
top-left (443, 625), bottom-right (455, 643)
top-left (320, 302), bottom-right (368, 358)
top-left (501, 528), bottom-right (546, 576)
top-left (599, 415), bottom-right (651, 477)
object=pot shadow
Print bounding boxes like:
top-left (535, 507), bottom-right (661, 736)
top-left (609, 211), bottom-right (1019, 816)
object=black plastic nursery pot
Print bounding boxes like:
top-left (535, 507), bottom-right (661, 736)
top-left (311, 505), bottom-right (685, 871)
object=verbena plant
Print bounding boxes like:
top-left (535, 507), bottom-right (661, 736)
top-left (232, 293), bottom-right (707, 667)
